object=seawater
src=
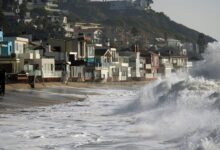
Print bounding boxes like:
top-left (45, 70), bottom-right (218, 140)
top-left (0, 43), bottom-right (220, 150)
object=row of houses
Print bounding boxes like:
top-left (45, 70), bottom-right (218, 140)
top-left (92, 0), bottom-right (152, 11)
top-left (0, 26), bottom-right (191, 83)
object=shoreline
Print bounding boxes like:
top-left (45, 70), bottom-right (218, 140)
top-left (1, 81), bottom-right (151, 114)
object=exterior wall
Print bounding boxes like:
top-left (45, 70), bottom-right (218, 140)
top-left (145, 53), bottom-right (159, 79)
top-left (127, 52), bottom-right (142, 78)
top-left (4, 37), bottom-right (29, 55)
top-left (41, 58), bottom-right (55, 77)
top-left (24, 58), bottom-right (60, 78)
top-left (159, 57), bottom-right (175, 77)
top-left (135, 52), bottom-right (141, 78)
top-left (48, 39), bottom-right (66, 52)
top-left (48, 39), bottom-right (74, 53)
top-left (0, 41), bottom-right (12, 56)
top-left (101, 68), bottom-right (109, 80)
top-left (78, 40), bottom-right (87, 59)
top-left (45, 51), bottom-right (65, 61)
top-left (167, 39), bottom-right (182, 48)
top-left (0, 30), bottom-right (3, 42)
top-left (170, 57), bottom-right (187, 68)
top-left (0, 59), bottom-right (21, 73)
top-left (70, 66), bottom-right (85, 80)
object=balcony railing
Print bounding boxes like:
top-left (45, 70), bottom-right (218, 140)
top-left (27, 70), bottom-right (62, 78)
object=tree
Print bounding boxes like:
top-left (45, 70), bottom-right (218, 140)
top-left (197, 33), bottom-right (207, 53)
top-left (146, 0), bottom-right (153, 10)
top-left (131, 27), bottom-right (139, 37)
top-left (0, 8), bottom-right (8, 30)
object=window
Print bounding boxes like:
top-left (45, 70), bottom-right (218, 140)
top-left (15, 43), bottom-right (18, 53)
top-left (53, 46), bottom-right (61, 52)
top-left (51, 64), bottom-right (53, 71)
top-left (80, 42), bottom-right (84, 57)
top-left (88, 46), bottom-right (94, 57)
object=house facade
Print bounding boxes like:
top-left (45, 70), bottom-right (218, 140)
top-left (0, 31), bottom-right (20, 73)
top-left (142, 51), bottom-right (159, 79)
top-left (4, 37), bottom-right (29, 56)
top-left (158, 46), bottom-right (188, 77)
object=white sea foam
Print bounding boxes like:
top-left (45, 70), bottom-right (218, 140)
top-left (0, 43), bottom-right (220, 150)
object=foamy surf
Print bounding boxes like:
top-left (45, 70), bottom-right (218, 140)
top-left (0, 43), bottom-right (220, 150)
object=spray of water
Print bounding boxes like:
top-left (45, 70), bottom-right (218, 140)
top-left (191, 42), bottom-right (220, 80)
top-left (128, 42), bottom-right (220, 149)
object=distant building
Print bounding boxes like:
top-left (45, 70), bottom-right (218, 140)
top-left (62, 17), bottom-right (74, 38)
top-left (73, 23), bottom-right (103, 44)
top-left (167, 38), bottom-right (183, 48)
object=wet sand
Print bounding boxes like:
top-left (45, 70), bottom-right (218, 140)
top-left (1, 83), bottom-right (87, 114)
top-left (0, 81), bottom-right (150, 114)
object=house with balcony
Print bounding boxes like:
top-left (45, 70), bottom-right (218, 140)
top-left (113, 56), bottom-right (131, 81)
top-left (158, 46), bottom-right (188, 77)
top-left (141, 50), bottom-right (160, 79)
top-left (69, 34), bottom-right (89, 81)
top-left (4, 36), bottom-right (29, 57)
top-left (0, 31), bottom-right (21, 73)
top-left (119, 49), bottom-right (144, 80)
top-left (73, 27), bottom-right (103, 45)
top-left (22, 43), bottom-right (61, 81)
top-left (0, 29), bottom-right (13, 57)
top-left (94, 47), bottom-right (112, 81)
top-left (46, 38), bottom-right (74, 72)
top-left (62, 17), bottom-right (74, 38)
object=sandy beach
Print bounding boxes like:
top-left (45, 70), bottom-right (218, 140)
top-left (0, 81), bottom-right (150, 114)
top-left (1, 82), bottom-right (91, 114)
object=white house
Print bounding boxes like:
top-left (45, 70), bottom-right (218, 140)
top-left (4, 37), bottom-right (29, 56)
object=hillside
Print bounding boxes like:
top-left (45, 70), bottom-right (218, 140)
top-left (65, 1), bottom-right (216, 43)
top-left (0, 0), bottom-right (216, 46)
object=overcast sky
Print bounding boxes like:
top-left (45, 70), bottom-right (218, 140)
top-left (152, 0), bottom-right (220, 41)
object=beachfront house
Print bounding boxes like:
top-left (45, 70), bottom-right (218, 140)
top-left (0, 34), bottom-right (29, 73)
top-left (0, 30), bottom-right (17, 73)
top-left (69, 33), bottom-right (98, 81)
top-left (119, 49), bottom-right (144, 80)
top-left (94, 47), bottom-right (112, 81)
top-left (0, 29), bottom-right (13, 57)
top-left (73, 23), bottom-right (103, 45)
top-left (158, 46), bottom-right (188, 76)
top-left (4, 36), bottom-right (29, 58)
top-left (62, 17), bottom-right (74, 38)
top-left (141, 51), bottom-right (160, 79)
top-left (22, 43), bottom-right (59, 81)
top-left (46, 38), bottom-right (73, 73)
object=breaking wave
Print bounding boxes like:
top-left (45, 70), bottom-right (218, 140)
top-left (127, 42), bottom-right (220, 149)
top-left (1, 43), bottom-right (220, 150)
